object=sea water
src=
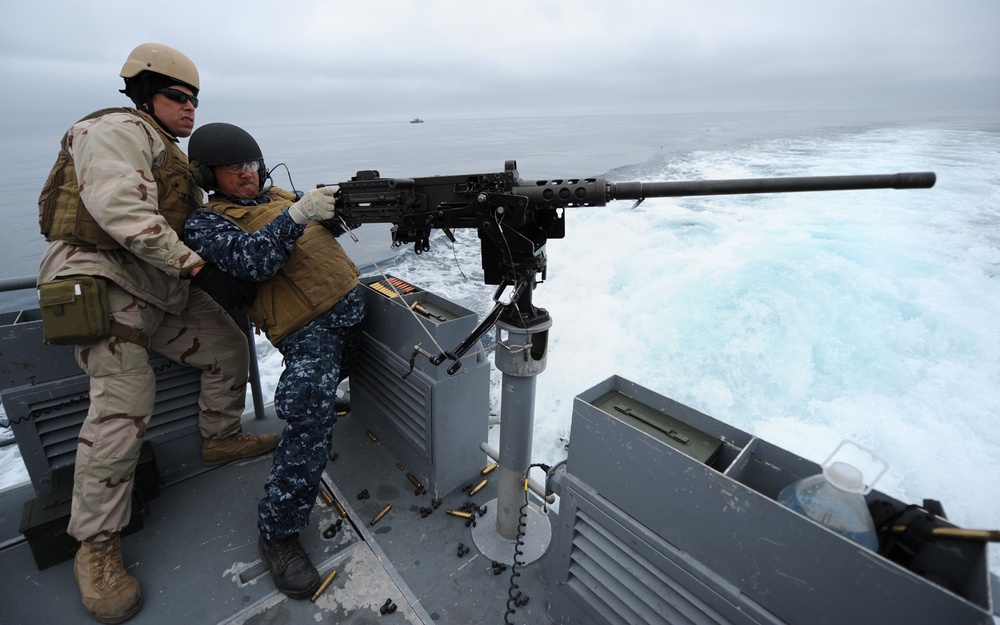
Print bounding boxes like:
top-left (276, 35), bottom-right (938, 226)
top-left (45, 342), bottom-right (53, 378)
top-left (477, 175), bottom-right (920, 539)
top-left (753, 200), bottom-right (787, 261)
top-left (1, 110), bottom-right (998, 578)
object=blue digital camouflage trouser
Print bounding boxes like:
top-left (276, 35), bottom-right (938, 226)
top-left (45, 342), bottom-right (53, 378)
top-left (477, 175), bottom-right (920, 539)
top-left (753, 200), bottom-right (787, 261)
top-left (258, 286), bottom-right (365, 540)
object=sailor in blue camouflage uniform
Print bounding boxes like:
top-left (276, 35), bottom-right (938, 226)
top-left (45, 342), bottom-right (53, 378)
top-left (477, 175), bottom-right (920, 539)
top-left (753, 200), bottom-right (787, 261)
top-left (183, 122), bottom-right (364, 600)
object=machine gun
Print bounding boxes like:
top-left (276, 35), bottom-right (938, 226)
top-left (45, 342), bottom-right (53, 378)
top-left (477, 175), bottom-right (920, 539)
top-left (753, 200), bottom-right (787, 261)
top-left (329, 160), bottom-right (935, 373)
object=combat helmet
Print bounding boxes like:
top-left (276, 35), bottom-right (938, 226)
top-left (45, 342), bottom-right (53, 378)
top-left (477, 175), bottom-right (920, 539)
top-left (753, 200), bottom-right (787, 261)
top-left (188, 123), bottom-right (266, 192)
top-left (120, 43), bottom-right (200, 111)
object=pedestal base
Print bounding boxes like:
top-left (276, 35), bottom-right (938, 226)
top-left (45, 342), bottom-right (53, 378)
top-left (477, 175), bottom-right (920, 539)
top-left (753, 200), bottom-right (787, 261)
top-left (471, 497), bottom-right (552, 566)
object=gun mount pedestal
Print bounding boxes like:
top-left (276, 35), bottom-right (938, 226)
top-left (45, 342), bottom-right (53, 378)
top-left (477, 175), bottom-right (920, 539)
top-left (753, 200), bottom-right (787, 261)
top-left (471, 315), bottom-right (553, 565)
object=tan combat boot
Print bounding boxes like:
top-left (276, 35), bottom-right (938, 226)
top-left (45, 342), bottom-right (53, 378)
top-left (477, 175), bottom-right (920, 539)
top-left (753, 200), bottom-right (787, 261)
top-left (202, 430), bottom-right (279, 467)
top-left (74, 533), bottom-right (142, 624)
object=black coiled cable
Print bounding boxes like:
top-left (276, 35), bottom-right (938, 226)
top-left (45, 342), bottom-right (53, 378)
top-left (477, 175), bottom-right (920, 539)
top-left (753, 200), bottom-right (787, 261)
top-left (503, 463), bottom-right (549, 624)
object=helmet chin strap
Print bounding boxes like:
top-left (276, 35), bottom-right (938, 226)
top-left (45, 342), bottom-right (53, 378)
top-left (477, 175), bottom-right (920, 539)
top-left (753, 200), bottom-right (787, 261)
top-left (141, 100), bottom-right (160, 123)
top-left (124, 73), bottom-right (176, 137)
top-left (139, 100), bottom-right (174, 137)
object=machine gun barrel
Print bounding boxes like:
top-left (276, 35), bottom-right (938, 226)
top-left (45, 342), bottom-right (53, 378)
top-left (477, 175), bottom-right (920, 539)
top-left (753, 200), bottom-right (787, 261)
top-left (332, 162), bottom-right (936, 284)
top-left (607, 172), bottom-right (936, 201)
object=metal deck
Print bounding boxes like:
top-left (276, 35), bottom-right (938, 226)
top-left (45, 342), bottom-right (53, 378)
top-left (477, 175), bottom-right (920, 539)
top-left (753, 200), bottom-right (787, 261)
top-left (0, 408), bottom-right (554, 625)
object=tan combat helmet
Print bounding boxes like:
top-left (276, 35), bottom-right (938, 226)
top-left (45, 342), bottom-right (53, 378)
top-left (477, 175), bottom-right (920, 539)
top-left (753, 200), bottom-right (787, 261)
top-left (120, 43), bottom-right (200, 95)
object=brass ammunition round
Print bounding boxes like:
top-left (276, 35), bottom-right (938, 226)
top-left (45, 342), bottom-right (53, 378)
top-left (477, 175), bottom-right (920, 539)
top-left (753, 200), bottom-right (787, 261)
top-left (447, 510), bottom-right (473, 519)
top-left (468, 478), bottom-right (488, 496)
top-left (310, 569), bottom-right (337, 602)
top-left (481, 463), bottom-right (498, 475)
top-left (370, 504), bottom-right (392, 526)
top-left (406, 473), bottom-right (424, 489)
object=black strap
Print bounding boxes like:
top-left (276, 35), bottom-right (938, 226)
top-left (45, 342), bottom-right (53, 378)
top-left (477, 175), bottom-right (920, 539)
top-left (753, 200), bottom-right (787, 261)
top-left (111, 321), bottom-right (151, 350)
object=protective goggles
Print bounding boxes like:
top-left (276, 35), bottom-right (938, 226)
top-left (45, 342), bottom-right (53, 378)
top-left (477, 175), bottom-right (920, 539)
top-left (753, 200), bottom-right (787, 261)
top-left (156, 88), bottom-right (199, 109)
top-left (218, 161), bottom-right (261, 174)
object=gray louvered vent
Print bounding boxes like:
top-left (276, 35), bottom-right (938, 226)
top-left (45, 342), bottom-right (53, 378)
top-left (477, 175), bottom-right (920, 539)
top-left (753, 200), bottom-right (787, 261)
top-left (5, 356), bottom-right (202, 494)
top-left (566, 509), bottom-right (725, 625)
top-left (353, 335), bottom-right (431, 457)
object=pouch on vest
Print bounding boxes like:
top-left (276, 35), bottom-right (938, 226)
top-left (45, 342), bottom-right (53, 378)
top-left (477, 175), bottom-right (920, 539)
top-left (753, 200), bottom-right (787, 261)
top-left (37, 276), bottom-right (112, 345)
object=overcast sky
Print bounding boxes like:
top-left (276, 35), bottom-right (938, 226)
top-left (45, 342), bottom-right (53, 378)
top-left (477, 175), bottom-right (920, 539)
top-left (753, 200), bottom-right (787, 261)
top-left (2, 0), bottom-right (998, 135)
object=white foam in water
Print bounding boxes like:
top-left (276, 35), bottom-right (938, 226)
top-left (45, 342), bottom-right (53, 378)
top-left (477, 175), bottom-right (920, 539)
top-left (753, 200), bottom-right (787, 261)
top-left (2, 112), bottom-right (997, 579)
top-left (330, 119), bottom-right (1000, 577)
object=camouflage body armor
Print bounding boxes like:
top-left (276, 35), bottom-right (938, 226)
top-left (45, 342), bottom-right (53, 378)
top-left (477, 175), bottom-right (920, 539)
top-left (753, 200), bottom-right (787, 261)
top-left (204, 187), bottom-right (360, 345)
top-left (39, 108), bottom-right (201, 249)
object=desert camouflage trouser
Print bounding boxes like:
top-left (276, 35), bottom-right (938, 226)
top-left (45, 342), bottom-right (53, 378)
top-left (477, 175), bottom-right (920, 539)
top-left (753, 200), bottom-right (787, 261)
top-left (258, 286), bottom-right (365, 540)
top-left (68, 284), bottom-right (249, 542)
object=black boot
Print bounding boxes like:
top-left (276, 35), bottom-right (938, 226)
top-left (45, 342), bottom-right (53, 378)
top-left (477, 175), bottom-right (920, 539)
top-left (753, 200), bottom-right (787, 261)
top-left (258, 533), bottom-right (321, 599)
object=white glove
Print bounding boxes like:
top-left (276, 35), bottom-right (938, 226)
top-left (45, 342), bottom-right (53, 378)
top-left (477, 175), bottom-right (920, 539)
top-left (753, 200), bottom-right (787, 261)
top-left (288, 185), bottom-right (338, 225)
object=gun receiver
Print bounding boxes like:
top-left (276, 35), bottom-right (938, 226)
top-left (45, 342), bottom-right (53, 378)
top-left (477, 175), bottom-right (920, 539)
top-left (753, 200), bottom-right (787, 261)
top-left (331, 160), bottom-right (935, 372)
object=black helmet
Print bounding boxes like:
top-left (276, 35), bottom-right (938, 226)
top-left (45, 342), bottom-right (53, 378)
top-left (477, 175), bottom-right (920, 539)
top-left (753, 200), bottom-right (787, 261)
top-left (187, 122), bottom-right (266, 191)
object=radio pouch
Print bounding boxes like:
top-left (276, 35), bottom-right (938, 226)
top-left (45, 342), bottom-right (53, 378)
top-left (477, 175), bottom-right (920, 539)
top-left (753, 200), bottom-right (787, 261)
top-left (37, 276), bottom-right (112, 345)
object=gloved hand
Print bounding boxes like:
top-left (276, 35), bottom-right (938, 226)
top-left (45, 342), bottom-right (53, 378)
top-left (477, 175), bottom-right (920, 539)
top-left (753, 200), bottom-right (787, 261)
top-left (192, 263), bottom-right (257, 310)
top-left (288, 185), bottom-right (338, 225)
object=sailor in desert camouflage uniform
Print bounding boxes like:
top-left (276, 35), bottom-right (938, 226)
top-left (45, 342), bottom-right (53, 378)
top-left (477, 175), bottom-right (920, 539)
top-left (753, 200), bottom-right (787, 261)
top-left (37, 44), bottom-right (278, 624)
top-left (184, 122), bottom-right (364, 600)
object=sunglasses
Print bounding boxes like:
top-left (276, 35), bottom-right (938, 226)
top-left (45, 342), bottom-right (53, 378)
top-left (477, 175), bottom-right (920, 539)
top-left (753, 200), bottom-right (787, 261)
top-left (156, 88), bottom-right (199, 109)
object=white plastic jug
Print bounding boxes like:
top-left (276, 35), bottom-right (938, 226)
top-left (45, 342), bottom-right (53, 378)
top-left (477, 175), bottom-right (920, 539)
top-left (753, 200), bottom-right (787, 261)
top-left (777, 440), bottom-right (887, 550)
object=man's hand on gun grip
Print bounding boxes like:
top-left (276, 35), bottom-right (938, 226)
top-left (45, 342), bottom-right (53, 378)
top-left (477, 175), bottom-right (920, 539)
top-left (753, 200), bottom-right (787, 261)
top-left (289, 185), bottom-right (338, 225)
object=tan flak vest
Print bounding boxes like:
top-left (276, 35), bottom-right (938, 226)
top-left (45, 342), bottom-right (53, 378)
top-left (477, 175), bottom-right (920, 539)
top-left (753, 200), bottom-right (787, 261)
top-left (204, 188), bottom-right (360, 345)
top-left (38, 108), bottom-right (201, 249)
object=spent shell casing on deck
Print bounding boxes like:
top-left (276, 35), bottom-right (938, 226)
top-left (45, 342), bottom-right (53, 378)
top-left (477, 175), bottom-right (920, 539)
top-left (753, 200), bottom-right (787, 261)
top-left (310, 569), bottom-right (338, 602)
top-left (370, 504), bottom-right (392, 526)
